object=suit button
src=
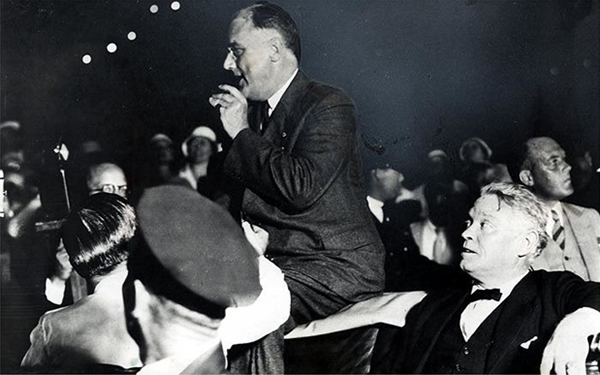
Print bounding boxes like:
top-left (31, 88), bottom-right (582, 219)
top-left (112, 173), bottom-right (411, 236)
top-left (564, 256), bottom-right (570, 261)
top-left (281, 146), bottom-right (285, 151)
top-left (282, 132), bottom-right (287, 138)
top-left (463, 346), bottom-right (469, 355)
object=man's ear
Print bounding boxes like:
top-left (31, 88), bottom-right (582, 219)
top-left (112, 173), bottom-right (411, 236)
top-left (269, 36), bottom-right (284, 62)
top-left (519, 169), bottom-right (534, 187)
top-left (519, 230), bottom-right (540, 260)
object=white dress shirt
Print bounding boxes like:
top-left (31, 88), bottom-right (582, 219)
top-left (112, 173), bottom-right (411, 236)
top-left (366, 196), bottom-right (385, 223)
top-left (459, 273), bottom-right (527, 341)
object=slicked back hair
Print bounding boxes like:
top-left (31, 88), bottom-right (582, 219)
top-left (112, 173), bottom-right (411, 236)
top-left (236, 2), bottom-right (301, 62)
top-left (62, 193), bottom-right (136, 278)
top-left (480, 182), bottom-right (549, 255)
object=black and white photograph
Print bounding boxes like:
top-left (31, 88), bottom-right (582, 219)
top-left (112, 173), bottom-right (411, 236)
top-left (1, 0), bottom-right (599, 373)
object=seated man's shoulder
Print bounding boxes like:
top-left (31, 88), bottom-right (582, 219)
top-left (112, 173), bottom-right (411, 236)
top-left (562, 201), bottom-right (600, 220)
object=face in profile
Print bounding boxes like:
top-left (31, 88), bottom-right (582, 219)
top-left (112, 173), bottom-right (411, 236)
top-left (223, 17), bottom-right (276, 101)
top-left (460, 195), bottom-right (532, 283)
top-left (525, 138), bottom-right (573, 202)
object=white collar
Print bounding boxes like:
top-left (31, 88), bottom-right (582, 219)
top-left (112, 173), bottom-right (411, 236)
top-left (138, 341), bottom-right (220, 375)
top-left (366, 196), bottom-right (385, 223)
top-left (545, 202), bottom-right (564, 235)
top-left (94, 268), bottom-right (128, 294)
top-left (267, 69), bottom-right (299, 115)
top-left (472, 271), bottom-right (528, 303)
top-left (424, 218), bottom-right (437, 232)
top-left (366, 195), bottom-right (384, 209)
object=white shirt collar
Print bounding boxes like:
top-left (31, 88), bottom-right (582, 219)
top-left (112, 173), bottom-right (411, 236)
top-left (137, 341), bottom-right (221, 375)
top-left (267, 69), bottom-right (299, 116)
top-left (366, 196), bottom-right (385, 223)
top-left (94, 268), bottom-right (128, 294)
top-left (471, 271), bottom-right (528, 303)
top-left (545, 202), bottom-right (564, 235)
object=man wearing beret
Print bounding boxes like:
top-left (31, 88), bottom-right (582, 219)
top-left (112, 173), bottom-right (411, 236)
top-left (377, 182), bottom-right (600, 374)
top-left (123, 185), bottom-right (264, 374)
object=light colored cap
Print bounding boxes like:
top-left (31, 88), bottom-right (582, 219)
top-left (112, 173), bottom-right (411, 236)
top-left (427, 149), bottom-right (448, 160)
top-left (182, 126), bottom-right (217, 157)
top-left (150, 133), bottom-right (173, 146)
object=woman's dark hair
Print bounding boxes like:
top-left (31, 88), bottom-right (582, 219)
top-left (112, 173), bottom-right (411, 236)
top-left (61, 193), bottom-right (136, 278)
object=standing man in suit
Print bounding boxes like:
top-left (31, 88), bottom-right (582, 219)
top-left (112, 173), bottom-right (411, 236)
top-left (381, 182), bottom-right (600, 374)
top-left (208, 3), bottom-right (384, 371)
top-left (209, 3), bottom-right (384, 328)
top-left (510, 136), bottom-right (600, 281)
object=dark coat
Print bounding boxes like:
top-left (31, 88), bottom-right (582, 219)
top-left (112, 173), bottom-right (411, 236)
top-left (391, 271), bottom-right (600, 374)
top-left (224, 72), bottom-right (385, 319)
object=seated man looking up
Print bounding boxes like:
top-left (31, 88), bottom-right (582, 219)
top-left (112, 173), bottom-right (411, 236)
top-left (21, 193), bottom-right (142, 372)
top-left (123, 185), bottom-right (262, 374)
top-left (381, 182), bottom-right (600, 374)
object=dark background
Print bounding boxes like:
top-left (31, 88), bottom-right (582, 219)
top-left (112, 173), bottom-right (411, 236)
top-left (1, 0), bottom-right (599, 186)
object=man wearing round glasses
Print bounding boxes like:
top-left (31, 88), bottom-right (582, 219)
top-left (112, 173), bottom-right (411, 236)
top-left (87, 163), bottom-right (128, 199)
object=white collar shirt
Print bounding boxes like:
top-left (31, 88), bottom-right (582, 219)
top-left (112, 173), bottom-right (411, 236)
top-left (545, 202), bottom-right (564, 235)
top-left (267, 69), bottom-right (299, 117)
top-left (459, 272), bottom-right (528, 341)
top-left (366, 196), bottom-right (385, 223)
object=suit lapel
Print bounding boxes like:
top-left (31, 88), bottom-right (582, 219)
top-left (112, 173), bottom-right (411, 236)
top-left (486, 273), bottom-right (538, 373)
top-left (262, 71), bottom-right (311, 142)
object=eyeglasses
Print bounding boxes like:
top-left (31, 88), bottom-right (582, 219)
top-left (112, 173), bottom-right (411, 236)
top-left (227, 46), bottom-right (245, 60)
top-left (90, 184), bottom-right (128, 196)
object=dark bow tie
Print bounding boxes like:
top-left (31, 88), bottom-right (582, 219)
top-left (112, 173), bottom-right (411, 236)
top-left (466, 288), bottom-right (502, 303)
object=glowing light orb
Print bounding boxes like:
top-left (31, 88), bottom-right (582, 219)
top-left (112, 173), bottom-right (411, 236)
top-left (107, 43), bottom-right (117, 53)
top-left (127, 31), bottom-right (137, 41)
top-left (82, 54), bottom-right (92, 64)
top-left (171, 1), bottom-right (181, 11)
top-left (150, 4), bottom-right (159, 13)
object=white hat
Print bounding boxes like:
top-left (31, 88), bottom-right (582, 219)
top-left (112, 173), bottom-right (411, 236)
top-left (459, 137), bottom-right (492, 162)
top-left (150, 133), bottom-right (173, 146)
top-left (427, 149), bottom-right (448, 160)
top-left (182, 127), bottom-right (217, 157)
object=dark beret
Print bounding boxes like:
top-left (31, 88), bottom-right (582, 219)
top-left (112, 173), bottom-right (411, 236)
top-left (131, 185), bottom-right (261, 315)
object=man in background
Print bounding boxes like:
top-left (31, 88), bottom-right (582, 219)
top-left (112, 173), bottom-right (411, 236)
top-left (510, 136), bottom-right (600, 281)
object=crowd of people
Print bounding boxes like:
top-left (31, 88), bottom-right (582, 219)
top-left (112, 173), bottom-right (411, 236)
top-left (2, 2), bottom-right (600, 374)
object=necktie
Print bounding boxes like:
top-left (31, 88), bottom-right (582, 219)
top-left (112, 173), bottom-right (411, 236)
top-left (248, 101), bottom-right (270, 134)
top-left (551, 209), bottom-right (565, 250)
top-left (466, 288), bottom-right (502, 304)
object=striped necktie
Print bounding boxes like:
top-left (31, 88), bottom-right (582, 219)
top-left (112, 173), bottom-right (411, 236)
top-left (551, 209), bottom-right (565, 250)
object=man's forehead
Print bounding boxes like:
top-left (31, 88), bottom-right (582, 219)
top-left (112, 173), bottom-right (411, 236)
top-left (528, 138), bottom-right (564, 160)
top-left (229, 17), bottom-right (279, 44)
top-left (470, 195), bottom-right (504, 217)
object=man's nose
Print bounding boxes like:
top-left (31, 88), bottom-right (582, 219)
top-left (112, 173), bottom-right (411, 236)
top-left (461, 224), bottom-right (473, 241)
top-left (223, 52), bottom-right (236, 71)
top-left (562, 160), bottom-right (571, 173)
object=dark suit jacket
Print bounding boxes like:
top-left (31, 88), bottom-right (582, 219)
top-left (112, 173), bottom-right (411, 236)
top-left (388, 271), bottom-right (600, 374)
top-left (224, 72), bottom-right (384, 314)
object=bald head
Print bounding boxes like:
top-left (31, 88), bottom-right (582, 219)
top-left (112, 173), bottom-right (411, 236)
top-left (516, 137), bottom-right (573, 205)
top-left (87, 163), bottom-right (128, 198)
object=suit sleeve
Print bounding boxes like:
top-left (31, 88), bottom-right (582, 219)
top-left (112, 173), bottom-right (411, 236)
top-left (547, 272), bottom-right (600, 315)
top-left (224, 90), bottom-right (356, 212)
